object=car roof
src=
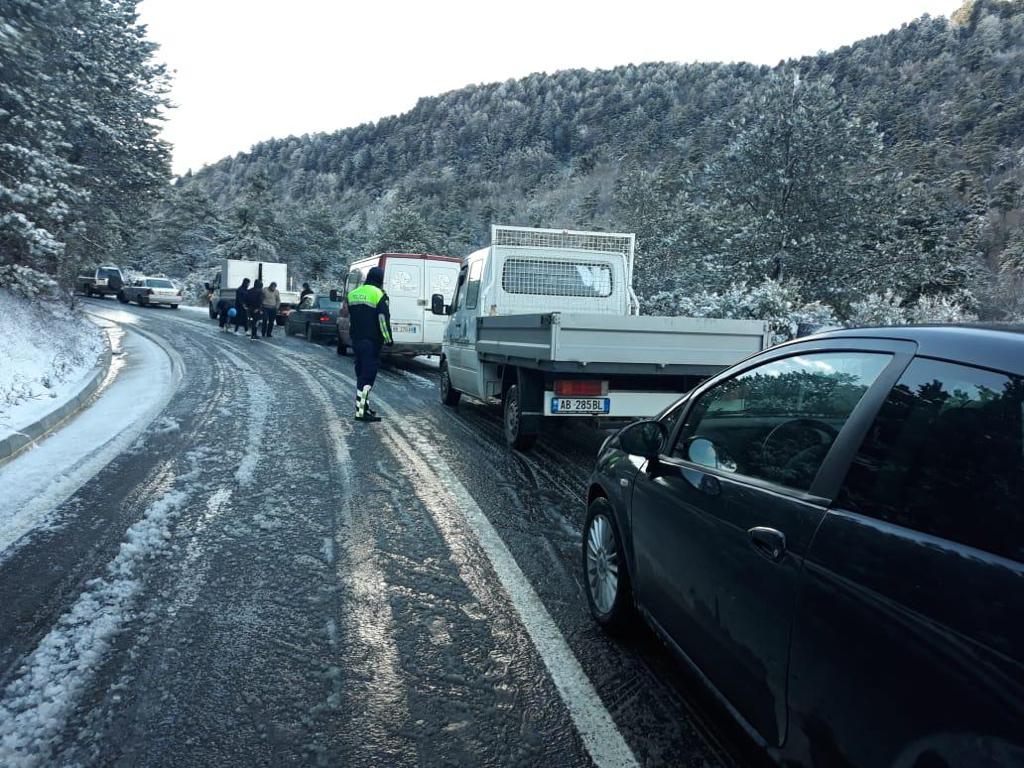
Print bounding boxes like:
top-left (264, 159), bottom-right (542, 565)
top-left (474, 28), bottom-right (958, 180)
top-left (795, 324), bottom-right (1024, 376)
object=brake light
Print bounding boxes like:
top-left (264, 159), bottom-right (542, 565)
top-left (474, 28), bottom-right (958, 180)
top-left (319, 315), bottom-right (330, 322)
top-left (554, 380), bottom-right (607, 396)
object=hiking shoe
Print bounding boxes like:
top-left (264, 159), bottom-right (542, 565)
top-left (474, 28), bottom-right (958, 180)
top-left (355, 412), bottom-right (382, 422)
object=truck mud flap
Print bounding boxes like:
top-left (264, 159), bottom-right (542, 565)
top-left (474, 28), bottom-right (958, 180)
top-left (517, 368), bottom-right (543, 436)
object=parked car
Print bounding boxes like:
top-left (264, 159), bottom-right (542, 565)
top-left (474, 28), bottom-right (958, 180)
top-left (120, 276), bottom-right (182, 308)
top-left (584, 325), bottom-right (1024, 768)
top-left (285, 294), bottom-right (341, 341)
top-left (76, 265), bottom-right (126, 298)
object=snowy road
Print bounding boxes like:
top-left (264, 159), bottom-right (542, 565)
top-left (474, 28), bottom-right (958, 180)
top-left (0, 300), bottom-right (757, 767)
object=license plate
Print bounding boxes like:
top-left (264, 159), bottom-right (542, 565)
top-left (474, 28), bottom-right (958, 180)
top-left (551, 397), bottom-right (610, 414)
top-left (392, 323), bottom-right (419, 334)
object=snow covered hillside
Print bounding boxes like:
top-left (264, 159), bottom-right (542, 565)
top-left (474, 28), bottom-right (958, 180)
top-left (0, 290), bottom-right (104, 440)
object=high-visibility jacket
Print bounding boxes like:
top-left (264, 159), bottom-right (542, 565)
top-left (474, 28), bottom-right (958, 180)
top-left (347, 284), bottom-right (393, 346)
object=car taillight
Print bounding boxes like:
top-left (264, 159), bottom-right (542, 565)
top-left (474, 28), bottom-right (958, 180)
top-left (319, 315), bottom-right (330, 322)
top-left (554, 380), bottom-right (607, 396)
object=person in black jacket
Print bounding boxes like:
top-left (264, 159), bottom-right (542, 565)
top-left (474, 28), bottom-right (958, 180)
top-left (346, 266), bottom-right (393, 421)
top-left (246, 279), bottom-right (263, 340)
top-left (233, 278), bottom-right (250, 334)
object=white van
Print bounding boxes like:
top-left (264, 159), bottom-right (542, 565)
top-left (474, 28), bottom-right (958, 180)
top-left (338, 253), bottom-right (461, 356)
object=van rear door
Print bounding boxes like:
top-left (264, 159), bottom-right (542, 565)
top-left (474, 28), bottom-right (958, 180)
top-left (425, 261), bottom-right (460, 347)
top-left (382, 258), bottom-right (425, 345)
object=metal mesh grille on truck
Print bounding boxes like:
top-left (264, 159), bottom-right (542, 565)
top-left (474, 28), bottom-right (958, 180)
top-left (493, 227), bottom-right (634, 256)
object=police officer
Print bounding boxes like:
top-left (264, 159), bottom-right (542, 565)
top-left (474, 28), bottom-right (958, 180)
top-left (346, 266), bottom-right (393, 421)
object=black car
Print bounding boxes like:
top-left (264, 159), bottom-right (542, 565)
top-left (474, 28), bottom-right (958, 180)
top-left (285, 295), bottom-right (341, 341)
top-left (584, 325), bottom-right (1023, 768)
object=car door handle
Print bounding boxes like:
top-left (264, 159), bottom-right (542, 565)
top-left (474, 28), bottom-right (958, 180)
top-left (747, 527), bottom-right (786, 563)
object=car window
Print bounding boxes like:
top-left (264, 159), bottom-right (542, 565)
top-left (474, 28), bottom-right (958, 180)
top-left (146, 278), bottom-right (174, 288)
top-left (316, 298), bottom-right (341, 310)
top-left (451, 268), bottom-right (468, 313)
top-left (674, 352), bottom-right (892, 492)
top-left (465, 260), bottom-right (483, 309)
top-left (344, 270), bottom-right (362, 294)
top-left (838, 358), bottom-right (1024, 562)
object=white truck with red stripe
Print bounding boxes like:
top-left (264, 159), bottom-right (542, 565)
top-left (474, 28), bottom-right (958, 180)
top-left (432, 226), bottom-right (771, 450)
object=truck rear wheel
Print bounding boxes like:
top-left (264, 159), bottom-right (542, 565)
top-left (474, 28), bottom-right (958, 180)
top-left (504, 384), bottom-right (538, 451)
top-left (118, 291), bottom-right (128, 304)
top-left (440, 360), bottom-right (460, 407)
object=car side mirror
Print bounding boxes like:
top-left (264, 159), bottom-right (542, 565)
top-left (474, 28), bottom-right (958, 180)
top-left (431, 293), bottom-right (448, 316)
top-left (618, 420), bottom-right (667, 460)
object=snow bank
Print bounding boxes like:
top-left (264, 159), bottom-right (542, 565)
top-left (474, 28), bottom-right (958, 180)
top-left (0, 290), bottom-right (104, 439)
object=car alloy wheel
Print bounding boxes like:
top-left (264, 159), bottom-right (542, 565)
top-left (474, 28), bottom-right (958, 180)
top-left (587, 512), bottom-right (620, 615)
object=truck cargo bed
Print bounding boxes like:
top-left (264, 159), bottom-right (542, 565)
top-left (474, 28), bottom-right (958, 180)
top-left (476, 312), bottom-right (769, 376)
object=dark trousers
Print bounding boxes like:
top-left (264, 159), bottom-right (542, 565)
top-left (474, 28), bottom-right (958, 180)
top-left (261, 308), bottom-right (276, 337)
top-left (217, 301), bottom-right (230, 328)
top-left (353, 339), bottom-right (381, 391)
top-left (233, 306), bottom-right (247, 332)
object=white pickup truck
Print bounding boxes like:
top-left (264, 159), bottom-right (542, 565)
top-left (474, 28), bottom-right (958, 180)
top-left (432, 226), bottom-right (770, 450)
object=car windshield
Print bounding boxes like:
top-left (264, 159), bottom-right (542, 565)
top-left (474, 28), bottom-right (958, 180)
top-left (146, 279), bottom-right (174, 288)
top-left (98, 268), bottom-right (121, 279)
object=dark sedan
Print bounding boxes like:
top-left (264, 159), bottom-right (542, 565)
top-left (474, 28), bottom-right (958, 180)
top-left (584, 325), bottom-right (1024, 768)
top-left (285, 295), bottom-right (341, 342)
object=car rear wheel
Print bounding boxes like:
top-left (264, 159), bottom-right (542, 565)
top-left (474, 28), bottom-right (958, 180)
top-left (118, 291), bottom-right (128, 304)
top-left (583, 498), bottom-right (634, 634)
top-left (503, 384), bottom-right (537, 450)
top-left (440, 360), bottom-right (460, 407)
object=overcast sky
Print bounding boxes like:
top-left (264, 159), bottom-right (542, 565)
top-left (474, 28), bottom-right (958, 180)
top-left (138, 0), bottom-right (964, 175)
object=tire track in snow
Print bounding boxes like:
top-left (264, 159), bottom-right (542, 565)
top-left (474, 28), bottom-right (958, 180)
top-left (281, 358), bottom-right (414, 765)
top-left (0, 454), bottom-right (202, 767)
top-left (290, 355), bottom-right (638, 768)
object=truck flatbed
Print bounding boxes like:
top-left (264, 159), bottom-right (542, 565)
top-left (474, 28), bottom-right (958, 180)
top-left (475, 312), bottom-right (769, 376)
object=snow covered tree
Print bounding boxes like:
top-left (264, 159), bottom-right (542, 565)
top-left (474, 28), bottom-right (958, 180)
top-left (137, 185), bottom-right (225, 276)
top-left (370, 204), bottom-right (439, 254)
top-left (217, 173), bottom-right (280, 261)
top-left (695, 71), bottom-right (895, 303)
top-left (0, 0), bottom-right (170, 285)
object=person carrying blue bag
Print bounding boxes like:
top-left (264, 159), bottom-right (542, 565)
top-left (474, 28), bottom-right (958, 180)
top-left (345, 266), bottom-right (393, 422)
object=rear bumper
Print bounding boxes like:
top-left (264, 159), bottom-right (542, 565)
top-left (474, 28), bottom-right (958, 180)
top-left (144, 295), bottom-right (182, 305)
top-left (385, 343), bottom-right (441, 357)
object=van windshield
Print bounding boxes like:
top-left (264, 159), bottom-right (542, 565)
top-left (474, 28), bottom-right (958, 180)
top-left (501, 259), bottom-right (613, 297)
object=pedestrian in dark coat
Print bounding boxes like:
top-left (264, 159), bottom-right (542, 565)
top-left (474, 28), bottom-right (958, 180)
top-left (246, 279), bottom-right (264, 340)
top-left (233, 278), bottom-right (251, 334)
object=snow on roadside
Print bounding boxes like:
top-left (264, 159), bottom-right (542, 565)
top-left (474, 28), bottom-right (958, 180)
top-left (0, 290), bottom-right (104, 441)
top-left (0, 327), bottom-right (176, 560)
top-left (0, 453), bottom-right (201, 767)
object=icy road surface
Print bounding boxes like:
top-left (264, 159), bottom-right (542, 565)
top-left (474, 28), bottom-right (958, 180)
top-left (0, 300), bottom-right (756, 768)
